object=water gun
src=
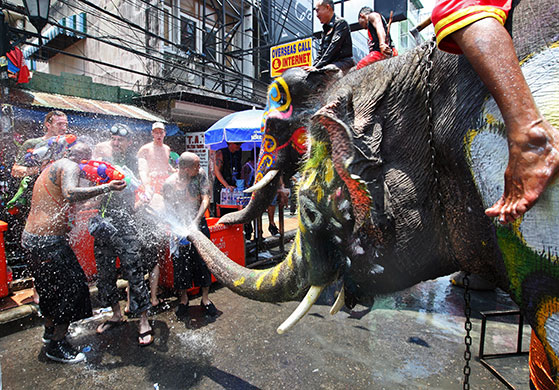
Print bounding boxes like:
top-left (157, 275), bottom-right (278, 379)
top-left (24, 134), bottom-right (77, 166)
top-left (79, 160), bottom-right (125, 184)
top-left (117, 165), bottom-right (151, 203)
top-left (5, 175), bottom-right (31, 214)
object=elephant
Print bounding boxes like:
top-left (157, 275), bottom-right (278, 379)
top-left (188, 0), bottom-right (559, 384)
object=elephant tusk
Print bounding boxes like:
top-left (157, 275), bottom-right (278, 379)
top-left (329, 285), bottom-right (345, 315)
top-left (277, 285), bottom-right (324, 334)
top-left (245, 170), bottom-right (279, 193)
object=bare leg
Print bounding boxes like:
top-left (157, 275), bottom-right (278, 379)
top-left (179, 289), bottom-right (189, 306)
top-left (125, 286), bottom-right (130, 313)
top-left (201, 287), bottom-right (211, 306)
top-left (32, 285), bottom-right (39, 304)
top-left (452, 18), bottom-right (559, 224)
top-left (267, 205), bottom-right (275, 226)
top-left (96, 302), bottom-right (124, 333)
top-left (52, 322), bottom-right (69, 341)
top-left (149, 264), bottom-right (160, 306)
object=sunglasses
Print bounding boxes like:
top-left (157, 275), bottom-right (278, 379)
top-left (110, 124), bottom-right (130, 137)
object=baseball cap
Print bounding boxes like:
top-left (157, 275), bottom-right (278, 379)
top-left (152, 122), bottom-right (165, 131)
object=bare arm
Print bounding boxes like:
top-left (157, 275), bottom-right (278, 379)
top-left (60, 162), bottom-right (126, 202)
top-left (11, 164), bottom-right (40, 178)
top-left (194, 194), bottom-right (210, 226)
top-left (369, 13), bottom-right (391, 55)
top-left (136, 147), bottom-right (150, 186)
top-left (214, 150), bottom-right (233, 190)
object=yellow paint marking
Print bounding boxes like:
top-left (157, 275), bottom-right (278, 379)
top-left (316, 186), bottom-right (324, 203)
top-left (302, 170), bottom-right (317, 190)
top-left (485, 113), bottom-right (498, 125)
top-left (295, 232), bottom-right (302, 260)
top-left (233, 277), bottom-right (245, 287)
top-left (255, 272), bottom-right (268, 290)
top-left (270, 264), bottom-right (281, 286)
top-left (325, 159), bottom-right (334, 185)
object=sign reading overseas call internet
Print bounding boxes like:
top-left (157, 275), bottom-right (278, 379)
top-left (270, 38), bottom-right (312, 77)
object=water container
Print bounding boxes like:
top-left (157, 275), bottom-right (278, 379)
top-left (220, 188), bottom-right (226, 204)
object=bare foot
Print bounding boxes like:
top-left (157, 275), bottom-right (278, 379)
top-left (96, 319), bottom-right (126, 334)
top-left (486, 119), bottom-right (559, 223)
top-left (138, 314), bottom-right (153, 346)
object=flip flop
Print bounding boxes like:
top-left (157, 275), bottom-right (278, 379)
top-left (138, 329), bottom-right (154, 347)
top-left (96, 319), bottom-right (126, 334)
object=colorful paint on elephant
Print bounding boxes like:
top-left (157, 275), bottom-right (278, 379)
top-left (465, 44), bottom-right (559, 366)
top-left (254, 75), bottom-right (309, 185)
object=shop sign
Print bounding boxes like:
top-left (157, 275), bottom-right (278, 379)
top-left (270, 38), bottom-right (312, 77)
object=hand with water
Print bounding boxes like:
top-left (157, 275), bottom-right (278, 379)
top-left (109, 179), bottom-right (127, 192)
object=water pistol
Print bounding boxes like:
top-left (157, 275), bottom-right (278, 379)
top-left (24, 134), bottom-right (77, 166)
top-left (79, 160), bottom-right (125, 184)
top-left (5, 176), bottom-right (31, 214)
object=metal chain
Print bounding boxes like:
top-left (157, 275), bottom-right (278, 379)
top-left (463, 272), bottom-right (472, 390)
top-left (421, 38), bottom-right (472, 389)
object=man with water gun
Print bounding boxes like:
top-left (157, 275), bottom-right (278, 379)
top-left (91, 123), bottom-right (153, 346)
top-left (11, 110), bottom-right (68, 178)
top-left (22, 142), bottom-right (126, 363)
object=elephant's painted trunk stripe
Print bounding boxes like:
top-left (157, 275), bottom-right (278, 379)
top-left (188, 228), bottom-right (309, 302)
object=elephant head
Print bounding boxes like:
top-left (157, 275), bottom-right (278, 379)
top-left (218, 66), bottom-right (341, 225)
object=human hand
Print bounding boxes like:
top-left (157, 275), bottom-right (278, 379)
top-left (380, 43), bottom-right (392, 57)
top-left (109, 179), bottom-right (127, 192)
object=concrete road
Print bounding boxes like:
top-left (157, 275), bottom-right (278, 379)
top-left (0, 276), bottom-right (530, 389)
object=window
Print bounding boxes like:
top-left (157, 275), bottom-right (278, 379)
top-left (180, 16), bottom-right (196, 51)
top-left (203, 28), bottom-right (217, 60)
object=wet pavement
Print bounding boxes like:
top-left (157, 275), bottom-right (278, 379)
top-left (0, 274), bottom-right (531, 389)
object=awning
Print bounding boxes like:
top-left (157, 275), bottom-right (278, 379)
top-left (12, 90), bottom-right (180, 135)
top-left (23, 13), bottom-right (87, 62)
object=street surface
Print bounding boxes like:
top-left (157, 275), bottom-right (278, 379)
top-left (0, 275), bottom-right (530, 389)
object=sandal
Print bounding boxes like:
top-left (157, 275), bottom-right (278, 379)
top-left (96, 319), bottom-right (126, 334)
top-left (138, 329), bottom-right (154, 347)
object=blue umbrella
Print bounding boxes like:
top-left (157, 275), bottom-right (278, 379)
top-left (204, 109), bottom-right (265, 151)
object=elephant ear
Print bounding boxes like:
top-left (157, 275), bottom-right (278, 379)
top-left (311, 68), bottom-right (394, 237)
top-left (311, 102), bottom-right (372, 232)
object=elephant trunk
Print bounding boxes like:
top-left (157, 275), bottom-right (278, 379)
top-left (187, 228), bottom-right (309, 302)
top-left (218, 172), bottom-right (281, 225)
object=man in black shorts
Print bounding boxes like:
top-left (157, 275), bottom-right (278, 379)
top-left (22, 142), bottom-right (126, 363)
top-left (163, 152), bottom-right (217, 318)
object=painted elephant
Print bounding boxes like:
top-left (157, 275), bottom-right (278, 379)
top-left (189, 0), bottom-right (559, 383)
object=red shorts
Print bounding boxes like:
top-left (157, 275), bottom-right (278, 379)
top-left (432, 0), bottom-right (512, 54)
top-left (355, 48), bottom-right (398, 70)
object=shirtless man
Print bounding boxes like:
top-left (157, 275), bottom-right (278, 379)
top-left (432, 0), bottom-right (559, 224)
top-left (137, 122), bottom-right (176, 197)
top-left (12, 110), bottom-right (68, 178)
top-left (136, 122), bottom-right (176, 308)
top-left (22, 142), bottom-right (126, 363)
top-left (92, 124), bottom-right (153, 346)
top-left (163, 152), bottom-right (217, 318)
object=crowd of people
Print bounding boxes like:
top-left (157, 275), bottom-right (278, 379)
top-left (14, 116), bottom-right (224, 363)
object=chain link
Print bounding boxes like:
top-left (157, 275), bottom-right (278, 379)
top-left (421, 38), bottom-right (472, 389)
top-left (463, 272), bottom-right (472, 389)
